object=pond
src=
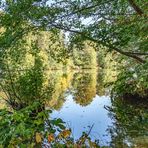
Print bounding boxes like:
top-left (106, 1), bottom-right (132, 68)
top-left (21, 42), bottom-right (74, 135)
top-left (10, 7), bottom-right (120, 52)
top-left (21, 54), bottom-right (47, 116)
top-left (51, 95), bottom-right (112, 145)
top-left (44, 70), bottom-right (148, 147)
top-left (0, 69), bottom-right (147, 147)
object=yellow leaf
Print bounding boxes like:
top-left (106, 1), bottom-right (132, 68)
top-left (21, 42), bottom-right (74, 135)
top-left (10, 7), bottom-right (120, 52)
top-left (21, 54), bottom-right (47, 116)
top-left (35, 132), bottom-right (42, 143)
top-left (58, 129), bottom-right (71, 139)
top-left (48, 133), bottom-right (55, 143)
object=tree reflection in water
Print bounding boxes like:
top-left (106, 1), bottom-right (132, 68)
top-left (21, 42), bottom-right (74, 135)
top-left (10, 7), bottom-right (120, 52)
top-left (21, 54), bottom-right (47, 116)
top-left (0, 68), bottom-right (148, 147)
top-left (72, 70), bottom-right (97, 106)
top-left (46, 69), bottom-right (105, 109)
top-left (45, 71), bottom-right (73, 110)
top-left (106, 97), bottom-right (148, 148)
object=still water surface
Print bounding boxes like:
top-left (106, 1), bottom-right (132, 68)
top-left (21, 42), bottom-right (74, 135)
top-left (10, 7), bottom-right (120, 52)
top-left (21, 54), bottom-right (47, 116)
top-left (46, 70), bottom-right (148, 147)
top-left (51, 95), bottom-right (111, 145)
top-left (0, 69), bottom-right (147, 147)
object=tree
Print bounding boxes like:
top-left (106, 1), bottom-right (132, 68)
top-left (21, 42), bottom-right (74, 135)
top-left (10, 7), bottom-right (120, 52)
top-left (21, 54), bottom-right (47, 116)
top-left (72, 71), bottom-right (97, 106)
top-left (1, 0), bottom-right (147, 63)
top-left (52, 0), bottom-right (147, 63)
top-left (0, 0), bottom-right (147, 98)
top-left (72, 41), bottom-right (97, 68)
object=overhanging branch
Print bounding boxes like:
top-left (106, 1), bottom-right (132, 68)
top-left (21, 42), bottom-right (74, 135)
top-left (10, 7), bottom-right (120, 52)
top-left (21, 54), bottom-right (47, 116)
top-left (51, 23), bottom-right (146, 63)
top-left (128, 0), bottom-right (144, 15)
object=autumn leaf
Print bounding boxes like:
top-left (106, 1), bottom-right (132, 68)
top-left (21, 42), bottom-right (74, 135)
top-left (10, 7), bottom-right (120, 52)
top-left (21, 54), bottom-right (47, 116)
top-left (48, 133), bottom-right (55, 143)
top-left (35, 132), bottom-right (42, 143)
top-left (58, 129), bottom-right (71, 139)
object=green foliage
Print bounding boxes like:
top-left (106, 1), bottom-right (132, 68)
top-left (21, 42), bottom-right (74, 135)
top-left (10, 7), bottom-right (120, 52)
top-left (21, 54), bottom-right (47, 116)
top-left (0, 0), bottom-right (147, 147)
top-left (0, 102), bottom-right (65, 147)
top-left (0, 101), bottom-right (102, 147)
top-left (72, 42), bottom-right (97, 69)
top-left (53, 0), bottom-right (147, 62)
top-left (0, 54), bottom-right (54, 109)
top-left (107, 98), bottom-right (148, 147)
top-left (112, 61), bottom-right (148, 98)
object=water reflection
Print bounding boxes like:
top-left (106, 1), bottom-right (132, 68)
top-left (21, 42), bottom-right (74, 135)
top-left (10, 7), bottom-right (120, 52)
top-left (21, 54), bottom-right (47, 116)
top-left (45, 71), bottom-right (74, 110)
top-left (45, 69), bottom-right (106, 110)
top-left (45, 70), bottom-right (148, 147)
top-left (72, 70), bottom-right (97, 106)
top-left (1, 68), bottom-right (148, 147)
top-left (51, 95), bottom-right (112, 145)
top-left (107, 98), bottom-right (148, 147)
top-left (44, 70), bottom-right (112, 145)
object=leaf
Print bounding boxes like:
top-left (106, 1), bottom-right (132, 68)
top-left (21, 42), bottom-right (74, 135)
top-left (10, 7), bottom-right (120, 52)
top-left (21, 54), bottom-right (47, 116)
top-left (48, 133), bottom-right (55, 143)
top-left (35, 132), bottom-right (42, 143)
top-left (58, 129), bottom-right (71, 139)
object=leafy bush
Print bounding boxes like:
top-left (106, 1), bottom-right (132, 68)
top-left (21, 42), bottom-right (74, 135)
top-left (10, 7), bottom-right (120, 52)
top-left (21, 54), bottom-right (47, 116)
top-left (0, 102), bottom-right (101, 148)
top-left (0, 102), bottom-right (66, 147)
top-left (112, 61), bottom-right (148, 98)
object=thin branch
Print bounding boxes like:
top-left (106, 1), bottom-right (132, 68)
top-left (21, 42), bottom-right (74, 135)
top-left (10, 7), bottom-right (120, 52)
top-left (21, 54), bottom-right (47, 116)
top-left (51, 24), bottom-right (146, 63)
top-left (0, 83), bottom-right (9, 100)
top-left (77, 124), bottom-right (94, 146)
top-left (122, 51), bottom-right (148, 56)
top-left (6, 64), bottom-right (21, 100)
top-left (128, 0), bottom-right (144, 15)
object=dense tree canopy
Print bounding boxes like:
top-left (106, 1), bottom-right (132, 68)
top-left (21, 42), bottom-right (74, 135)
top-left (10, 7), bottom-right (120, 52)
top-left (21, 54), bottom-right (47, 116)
top-left (0, 0), bottom-right (147, 62)
top-left (0, 0), bottom-right (148, 147)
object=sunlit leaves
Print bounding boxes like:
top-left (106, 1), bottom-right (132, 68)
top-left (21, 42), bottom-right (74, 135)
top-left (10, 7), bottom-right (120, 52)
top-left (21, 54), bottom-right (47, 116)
top-left (58, 129), bottom-right (71, 139)
top-left (112, 60), bottom-right (148, 97)
top-left (48, 133), bottom-right (55, 143)
top-left (0, 103), bottom-right (101, 147)
top-left (35, 132), bottom-right (42, 143)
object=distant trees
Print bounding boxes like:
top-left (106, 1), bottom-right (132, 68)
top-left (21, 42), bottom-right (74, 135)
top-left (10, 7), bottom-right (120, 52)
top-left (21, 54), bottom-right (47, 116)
top-left (0, 0), bottom-right (147, 98)
top-left (72, 70), bottom-right (97, 106)
top-left (72, 42), bottom-right (97, 69)
top-left (1, 0), bottom-right (147, 62)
